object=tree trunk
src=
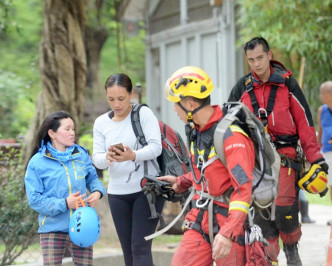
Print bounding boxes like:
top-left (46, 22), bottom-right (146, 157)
top-left (24, 0), bottom-right (87, 161)
top-left (85, 25), bottom-right (108, 99)
top-left (84, 0), bottom-right (109, 99)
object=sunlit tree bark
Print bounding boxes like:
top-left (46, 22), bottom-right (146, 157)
top-left (24, 0), bottom-right (87, 161)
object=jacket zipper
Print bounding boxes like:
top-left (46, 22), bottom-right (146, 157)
top-left (60, 161), bottom-right (73, 216)
top-left (44, 154), bottom-right (74, 216)
top-left (72, 161), bottom-right (78, 180)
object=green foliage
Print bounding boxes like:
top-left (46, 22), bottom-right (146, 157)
top-left (79, 133), bottom-right (94, 153)
top-left (0, 0), bottom-right (15, 35)
top-left (236, 0), bottom-right (332, 125)
top-left (0, 71), bottom-right (35, 138)
top-left (86, 0), bottom-right (119, 28)
top-left (0, 0), bottom-right (42, 138)
top-left (0, 147), bottom-right (38, 266)
top-left (100, 25), bottom-right (146, 87)
top-left (123, 27), bottom-right (146, 84)
top-left (99, 37), bottom-right (118, 85)
top-left (0, 0), bottom-right (41, 81)
top-left (0, 0), bottom-right (146, 139)
top-left (84, 0), bottom-right (146, 95)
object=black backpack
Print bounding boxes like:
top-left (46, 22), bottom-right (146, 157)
top-left (131, 104), bottom-right (191, 178)
top-left (131, 104), bottom-right (192, 225)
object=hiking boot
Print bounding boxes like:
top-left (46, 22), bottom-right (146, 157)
top-left (300, 201), bottom-right (315, 224)
top-left (302, 216), bottom-right (315, 223)
top-left (283, 243), bottom-right (302, 266)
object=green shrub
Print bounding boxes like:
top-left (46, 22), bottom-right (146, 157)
top-left (0, 147), bottom-right (38, 266)
top-left (79, 133), bottom-right (93, 153)
top-left (0, 71), bottom-right (36, 138)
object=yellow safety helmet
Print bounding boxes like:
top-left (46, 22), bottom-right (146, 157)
top-left (298, 164), bottom-right (328, 195)
top-left (165, 66), bottom-right (214, 103)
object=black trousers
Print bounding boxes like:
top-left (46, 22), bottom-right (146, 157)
top-left (108, 191), bottom-right (164, 266)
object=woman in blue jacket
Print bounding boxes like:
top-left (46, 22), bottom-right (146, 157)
top-left (25, 111), bottom-right (106, 266)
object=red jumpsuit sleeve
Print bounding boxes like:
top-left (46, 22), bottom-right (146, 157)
top-left (288, 82), bottom-right (323, 163)
top-left (218, 128), bottom-right (255, 241)
top-left (176, 172), bottom-right (193, 192)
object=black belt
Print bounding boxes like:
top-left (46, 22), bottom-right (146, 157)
top-left (182, 204), bottom-right (245, 246)
top-left (181, 220), bottom-right (245, 246)
top-left (280, 154), bottom-right (304, 174)
top-left (192, 200), bottom-right (229, 216)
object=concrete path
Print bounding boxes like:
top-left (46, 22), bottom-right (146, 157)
top-left (88, 204), bottom-right (332, 266)
top-left (14, 204), bottom-right (332, 266)
top-left (278, 204), bottom-right (332, 266)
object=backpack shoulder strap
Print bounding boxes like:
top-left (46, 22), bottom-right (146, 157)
top-left (265, 85), bottom-right (278, 116)
top-left (264, 76), bottom-right (291, 119)
top-left (244, 75), bottom-right (260, 117)
top-left (176, 131), bottom-right (190, 165)
top-left (131, 103), bottom-right (149, 146)
top-left (228, 74), bottom-right (250, 102)
top-left (131, 103), bottom-right (161, 175)
top-left (284, 75), bottom-right (292, 90)
top-left (284, 75), bottom-right (301, 96)
top-left (245, 75), bottom-right (278, 124)
top-left (214, 103), bottom-right (242, 167)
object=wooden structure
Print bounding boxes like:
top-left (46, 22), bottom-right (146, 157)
top-left (121, 0), bottom-right (244, 137)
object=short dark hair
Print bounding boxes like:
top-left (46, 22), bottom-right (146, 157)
top-left (104, 73), bottom-right (133, 93)
top-left (244, 37), bottom-right (270, 54)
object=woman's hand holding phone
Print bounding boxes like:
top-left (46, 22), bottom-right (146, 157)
top-left (111, 143), bottom-right (125, 155)
top-left (106, 143), bottom-right (136, 164)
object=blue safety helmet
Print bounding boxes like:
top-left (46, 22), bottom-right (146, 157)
top-left (69, 206), bottom-right (100, 247)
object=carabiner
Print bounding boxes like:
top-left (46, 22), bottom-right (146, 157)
top-left (258, 108), bottom-right (267, 119)
top-left (196, 154), bottom-right (204, 169)
top-left (196, 187), bottom-right (209, 208)
top-left (196, 198), bottom-right (209, 208)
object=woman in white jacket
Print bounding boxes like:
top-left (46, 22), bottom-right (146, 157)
top-left (92, 73), bottom-right (163, 266)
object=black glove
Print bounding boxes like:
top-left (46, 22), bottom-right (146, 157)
top-left (320, 162), bottom-right (329, 175)
top-left (312, 158), bottom-right (329, 174)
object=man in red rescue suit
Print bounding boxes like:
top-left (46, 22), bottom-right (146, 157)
top-left (159, 66), bottom-right (255, 265)
top-left (228, 37), bottom-right (329, 266)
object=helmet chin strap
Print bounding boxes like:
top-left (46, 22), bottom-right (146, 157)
top-left (177, 98), bottom-right (209, 123)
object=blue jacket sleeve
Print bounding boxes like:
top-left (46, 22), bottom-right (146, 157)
top-left (83, 152), bottom-right (106, 197)
top-left (25, 163), bottom-right (67, 217)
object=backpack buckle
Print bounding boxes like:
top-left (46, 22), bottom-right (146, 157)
top-left (196, 155), bottom-right (204, 169)
top-left (181, 220), bottom-right (195, 231)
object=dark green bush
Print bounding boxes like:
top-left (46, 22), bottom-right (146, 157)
top-left (0, 146), bottom-right (38, 266)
